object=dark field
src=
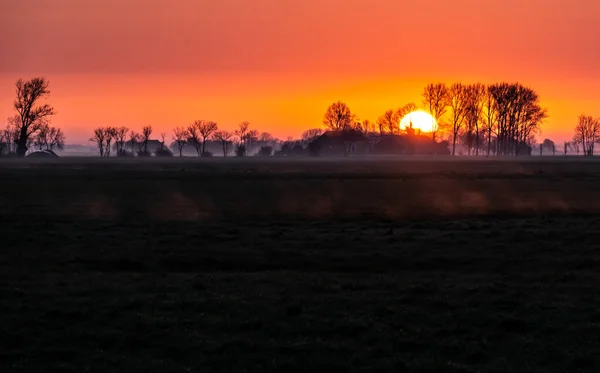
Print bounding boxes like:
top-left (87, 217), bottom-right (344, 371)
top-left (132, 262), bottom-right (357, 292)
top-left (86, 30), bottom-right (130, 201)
top-left (2, 157), bottom-right (600, 372)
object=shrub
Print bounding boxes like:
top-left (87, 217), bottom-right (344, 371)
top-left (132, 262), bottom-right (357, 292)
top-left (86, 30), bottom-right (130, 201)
top-left (155, 148), bottom-right (173, 157)
top-left (117, 149), bottom-right (133, 157)
top-left (201, 151), bottom-right (213, 158)
top-left (258, 146), bottom-right (273, 157)
top-left (235, 145), bottom-right (246, 157)
top-left (137, 150), bottom-right (151, 157)
top-left (290, 144), bottom-right (306, 157)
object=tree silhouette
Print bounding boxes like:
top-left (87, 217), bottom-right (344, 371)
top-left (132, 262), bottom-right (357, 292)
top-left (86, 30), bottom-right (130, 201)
top-left (482, 87), bottom-right (498, 156)
top-left (302, 128), bottom-right (323, 142)
top-left (128, 130), bottom-right (139, 156)
top-left (90, 127), bottom-right (108, 157)
top-left (213, 130), bottom-right (233, 157)
top-left (323, 102), bottom-right (354, 131)
top-left (13, 77), bottom-right (56, 157)
top-left (234, 122), bottom-right (250, 156)
top-left (464, 83), bottom-right (486, 155)
top-left (115, 126), bottom-right (128, 155)
top-left (377, 110), bottom-right (400, 135)
top-left (447, 83), bottom-right (468, 155)
top-left (35, 122), bottom-right (65, 151)
top-left (422, 83), bottom-right (448, 141)
top-left (187, 121), bottom-right (202, 156)
top-left (573, 115), bottom-right (600, 156)
top-left (141, 126), bottom-right (152, 154)
top-left (197, 120), bottom-right (218, 154)
top-left (172, 127), bottom-right (188, 157)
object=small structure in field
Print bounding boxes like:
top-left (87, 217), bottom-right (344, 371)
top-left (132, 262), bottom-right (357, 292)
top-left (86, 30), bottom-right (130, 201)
top-left (26, 149), bottom-right (59, 158)
top-left (309, 130), bottom-right (370, 157)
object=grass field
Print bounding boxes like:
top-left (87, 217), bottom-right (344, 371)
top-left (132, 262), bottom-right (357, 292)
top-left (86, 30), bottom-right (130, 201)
top-left (2, 157), bottom-right (600, 372)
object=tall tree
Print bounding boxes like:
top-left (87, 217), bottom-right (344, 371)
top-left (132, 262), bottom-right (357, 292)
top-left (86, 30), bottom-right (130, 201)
top-left (115, 126), bottom-right (128, 154)
top-left (90, 127), bottom-right (107, 157)
top-left (141, 126), bottom-right (152, 154)
top-left (482, 86), bottom-right (498, 156)
top-left (377, 110), bottom-right (400, 135)
top-left (464, 83), bottom-right (486, 155)
top-left (187, 122), bottom-right (202, 156)
top-left (13, 77), bottom-right (56, 157)
top-left (172, 127), bottom-right (188, 157)
top-left (213, 130), bottom-right (233, 157)
top-left (447, 83), bottom-right (468, 155)
top-left (197, 120), bottom-right (218, 154)
top-left (422, 83), bottom-right (448, 141)
top-left (323, 102), bottom-right (354, 131)
top-left (128, 130), bottom-right (140, 155)
top-left (573, 115), bottom-right (600, 156)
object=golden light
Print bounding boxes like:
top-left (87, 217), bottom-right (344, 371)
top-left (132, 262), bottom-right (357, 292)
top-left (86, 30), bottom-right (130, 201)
top-left (400, 111), bottom-right (437, 133)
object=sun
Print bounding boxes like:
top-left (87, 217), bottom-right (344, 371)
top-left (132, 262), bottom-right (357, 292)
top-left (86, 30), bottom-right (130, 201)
top-left (400, 111), bottom-right (437, 133)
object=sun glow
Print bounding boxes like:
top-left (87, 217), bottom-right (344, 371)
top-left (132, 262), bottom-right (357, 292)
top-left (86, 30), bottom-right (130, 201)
top-left (400, 111), bottom-right (437, 133)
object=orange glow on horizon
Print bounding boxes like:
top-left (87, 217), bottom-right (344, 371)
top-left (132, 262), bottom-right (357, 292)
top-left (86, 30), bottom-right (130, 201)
top-left (1, 0), bottom-right (599, 144)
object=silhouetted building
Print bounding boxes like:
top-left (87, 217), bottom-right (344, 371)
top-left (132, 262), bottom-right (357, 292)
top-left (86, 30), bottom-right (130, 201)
top-left (309, 130), bottom-right (370, 156)
top-left (371, 134), bottom-right (450, 155)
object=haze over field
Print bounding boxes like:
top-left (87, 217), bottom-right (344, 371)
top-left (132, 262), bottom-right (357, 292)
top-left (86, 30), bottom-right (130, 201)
top-left (1, 0), bottom-right (599, 143)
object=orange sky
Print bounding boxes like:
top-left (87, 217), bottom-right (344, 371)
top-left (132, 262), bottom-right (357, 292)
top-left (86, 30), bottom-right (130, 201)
top-left (1, 0), bottom-right (599, 143)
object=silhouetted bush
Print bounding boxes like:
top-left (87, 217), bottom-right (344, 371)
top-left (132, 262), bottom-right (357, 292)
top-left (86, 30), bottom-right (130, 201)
top-left (273, 150), bottom-right (286, 157)
top-left (117, 150), bottom-right (133, 157)
top-left (137, 150), bottom-right (151, 157)
top-left (155, 148), bottom-right (173, 157)
top-left (308, 142), bottom-right (321, 157)
top-left (201, 151), bottom-right (213, 158)
top-left (290, 144), bottom-right (306, 157)
top-left (235, 145), bottom-right (246, 157)
top-left (258, 146), bottom-right (273, 157)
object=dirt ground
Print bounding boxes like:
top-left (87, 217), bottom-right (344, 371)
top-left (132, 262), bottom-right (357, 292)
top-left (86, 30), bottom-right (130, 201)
top-left (1, 157), bottom-right (600, 372)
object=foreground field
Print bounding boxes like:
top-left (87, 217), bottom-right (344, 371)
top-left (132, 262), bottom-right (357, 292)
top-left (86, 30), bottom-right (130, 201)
top-left (2, 158), bottom-right (600, 372)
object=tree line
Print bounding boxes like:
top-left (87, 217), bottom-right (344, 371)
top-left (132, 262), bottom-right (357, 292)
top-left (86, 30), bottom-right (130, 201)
top-left (6, 77), bottom-right (599, 158)
top-left (89, 120), bottom-right (313, 158)
top-left (320, 82), bottom-right (549, 156)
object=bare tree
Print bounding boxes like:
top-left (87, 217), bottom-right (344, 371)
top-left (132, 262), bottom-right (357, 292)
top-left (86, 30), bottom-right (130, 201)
top-left (377, 110), bottom-right (400, 135)
top-left (128, 130), bottom-right (139, 156)
top-left (245, 129), bottom-right (259, 155)
top-left (159, 132), bottom-right (167, 150)
top-left (302, 128), bottom-right (323, 142)
top-left (13, 77), bottom-right (56, 156)
top-left (464, 83), bottom-right (486, 155)
top-left (172, 127), bottom-right (188, 157)
top-left (482, 86), bottom-right (498, 156)
top-left (141, 126), bottom-right (152, 154)
top-left (213, 130), bottom-right (233, 157)
top-left (197, 120), bottom-right (218, 154)
top-left (323, 102), bottom-right (354, 131)
top-left (90, 127), bottom-right (107, 157)
top-left (103, 127), bottom-right (117, 157)
top-left (573, 115), bottom-right (600, 156)
top-left (114, 126), bottom-right (128, 154)
top-left (46, 126), bottom-right (65, 151)
top-left (35, 122), bottom-right (65, 151)
top-left (187, 121), bottom-right (203, 156)
top-left (34, 121), bottom-right (50, 150)
top-left (259, 132), bottom-right (274, 143)
top-left (235, 121), bottom-right (250, 146)
top-left (423, 83), bottom-right (448, 141)
top-left (541, 139), bottom-right (556, 156)
top-left (447, 83), bottom-right (468, 155)
top-left (234, 121), bottom-right (251, 156)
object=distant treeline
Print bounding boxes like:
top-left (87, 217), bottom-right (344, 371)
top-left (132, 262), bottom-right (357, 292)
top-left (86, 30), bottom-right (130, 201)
top-left (2, 77), bottom-right (599, 158)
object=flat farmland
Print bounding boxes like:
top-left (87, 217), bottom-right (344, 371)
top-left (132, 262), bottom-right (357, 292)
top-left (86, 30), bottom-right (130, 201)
top-left (1, 157), bottom-right (600, 372)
